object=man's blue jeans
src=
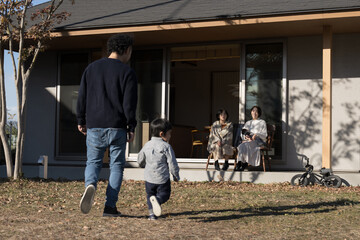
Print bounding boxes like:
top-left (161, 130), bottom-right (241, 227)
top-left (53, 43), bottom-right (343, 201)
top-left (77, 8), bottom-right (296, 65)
top-left (85, 128), bottom-right (127, 208)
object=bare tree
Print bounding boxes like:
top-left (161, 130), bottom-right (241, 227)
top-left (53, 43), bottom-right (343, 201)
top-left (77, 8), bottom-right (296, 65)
top-left (0, 0), bottom-right (73, 179)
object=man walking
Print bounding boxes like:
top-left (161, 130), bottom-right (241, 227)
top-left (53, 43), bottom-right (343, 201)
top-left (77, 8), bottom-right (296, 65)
top-left (76, 34), bottom-right (137, 217)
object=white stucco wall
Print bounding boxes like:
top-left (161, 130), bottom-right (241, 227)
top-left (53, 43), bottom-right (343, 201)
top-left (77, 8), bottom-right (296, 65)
top-left (286, 36), bottom-right (323, 170)
top-left (286, 34), bottom-right (360, 172)
top-left (332, 33), bottom-right (360, 171)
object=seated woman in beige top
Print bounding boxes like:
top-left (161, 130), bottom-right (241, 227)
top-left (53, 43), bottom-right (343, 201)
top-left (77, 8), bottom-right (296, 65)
top-left (207, 109), bottom-right (234, 171)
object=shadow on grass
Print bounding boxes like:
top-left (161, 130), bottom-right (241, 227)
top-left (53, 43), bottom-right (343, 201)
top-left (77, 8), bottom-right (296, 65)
top-left (116, 214), bottom-right (148, 219)
top-left (170, 199), bottom-right (359, 222)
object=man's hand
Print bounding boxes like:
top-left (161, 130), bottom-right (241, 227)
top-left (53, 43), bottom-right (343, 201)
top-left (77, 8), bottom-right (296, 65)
top-left (78, 125), bottom-right (87, 135)
top-left (127, 132), bottom-right (135, 142)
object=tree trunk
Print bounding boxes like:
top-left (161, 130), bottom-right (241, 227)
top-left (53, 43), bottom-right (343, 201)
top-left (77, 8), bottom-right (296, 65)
top-left (13, 2), bottom-right (28, 179)
top-left (14, 114), bottom-right (22, 179)
top-left (0, 48), bottom-right (13, 177)
top-left (14, 64), bottom-right (30, 179)
top-left (14, 74), bottom-right (23, 179)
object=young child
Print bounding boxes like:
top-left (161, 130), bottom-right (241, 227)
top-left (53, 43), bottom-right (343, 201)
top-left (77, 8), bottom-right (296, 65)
top-left (137, 118), bottom-right (180, 220)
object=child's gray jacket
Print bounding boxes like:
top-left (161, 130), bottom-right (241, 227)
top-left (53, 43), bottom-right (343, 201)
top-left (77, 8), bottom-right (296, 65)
top-left (137, 137), bottom-right (180, 184)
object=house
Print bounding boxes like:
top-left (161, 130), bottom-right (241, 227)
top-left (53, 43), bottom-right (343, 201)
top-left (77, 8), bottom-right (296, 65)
top-left (5, 0), bottom-right (360, 179)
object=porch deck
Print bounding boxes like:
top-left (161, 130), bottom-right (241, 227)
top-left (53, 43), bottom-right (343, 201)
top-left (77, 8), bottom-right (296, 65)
top-left (123, 167), bottom-right (360, 186)
top-left (3, 160), bottom-right (358, 186)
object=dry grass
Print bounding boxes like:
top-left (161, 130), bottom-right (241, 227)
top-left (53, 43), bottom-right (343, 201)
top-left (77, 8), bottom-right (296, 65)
top-left (0, 178), bottom-right (359, 240)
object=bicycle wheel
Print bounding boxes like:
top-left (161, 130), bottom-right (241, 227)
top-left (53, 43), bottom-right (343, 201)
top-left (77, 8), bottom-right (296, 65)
top-left (324, 175), bottom-right (342, 188)
top-left (291, 174), bottom-right (308, 186)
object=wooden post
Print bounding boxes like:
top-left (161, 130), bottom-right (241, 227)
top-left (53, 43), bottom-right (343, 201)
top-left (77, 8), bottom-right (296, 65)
top-left (43, 155), bottom-right (48, 179)
top-left (142, 122), bottom-right (150, 147)
top-left (322, 25), bottom-right (332, 169)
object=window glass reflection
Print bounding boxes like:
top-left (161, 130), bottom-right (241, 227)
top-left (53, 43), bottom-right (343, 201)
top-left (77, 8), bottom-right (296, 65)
top-left (245, 43), bottom-right (283, 160)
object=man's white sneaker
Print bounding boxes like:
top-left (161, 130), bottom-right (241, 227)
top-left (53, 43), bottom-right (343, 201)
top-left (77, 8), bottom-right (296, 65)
top-left (150, 196), bottom-right (161, 217)
top-left (80, 184), bottom-right (96, 214)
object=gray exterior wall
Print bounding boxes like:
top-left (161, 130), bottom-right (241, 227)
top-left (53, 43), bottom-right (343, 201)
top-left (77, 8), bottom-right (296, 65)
top-left (22, 52), bottom-right (59, 168)
top-left (286, 33), bottom-right (360, 172)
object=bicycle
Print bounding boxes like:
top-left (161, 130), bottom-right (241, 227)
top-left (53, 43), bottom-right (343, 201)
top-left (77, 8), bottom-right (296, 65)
top-left (290, 156), bottom-right (342, 188)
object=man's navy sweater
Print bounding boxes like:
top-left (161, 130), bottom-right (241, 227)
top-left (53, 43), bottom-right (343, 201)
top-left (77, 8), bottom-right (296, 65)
top-left (76, 57), bottom-right (138, 132)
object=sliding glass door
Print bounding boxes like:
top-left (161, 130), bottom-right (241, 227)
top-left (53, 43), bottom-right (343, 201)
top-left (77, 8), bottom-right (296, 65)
top-left (57, 52), bottom-right (89, 157)
top-left (57, 51), bottom-right (102, 158)
top-left (244, 43), bottom-right (284, 160)
top-left (129, 49), bottom-right (163, 154)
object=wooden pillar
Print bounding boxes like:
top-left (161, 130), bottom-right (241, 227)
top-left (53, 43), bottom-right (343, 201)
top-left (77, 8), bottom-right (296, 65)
top-left (142, 122), bottom-right (150, 147)
top-left (322, 25), bottom-right (332, 169)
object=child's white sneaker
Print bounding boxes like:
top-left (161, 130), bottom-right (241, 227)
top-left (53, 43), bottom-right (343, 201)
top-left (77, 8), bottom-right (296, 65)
top-left (80, 184), bottom-right (96, 214)
top-left (150, 196), bottom-right (161, 217)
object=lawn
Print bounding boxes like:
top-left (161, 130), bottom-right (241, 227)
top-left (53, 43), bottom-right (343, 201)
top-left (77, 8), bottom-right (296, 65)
top-left (0, 178), bottom-right (359, 239)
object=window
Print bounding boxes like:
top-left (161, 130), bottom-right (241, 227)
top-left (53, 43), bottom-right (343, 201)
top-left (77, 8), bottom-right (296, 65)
top-left (57, 51), bottom-right (102, 157)
top-left (245, 43), bottom-right (283, 159)
top-left (129, 49), bottom-right (163, 153)
top-left (57, 53), bottom-right (89, 156)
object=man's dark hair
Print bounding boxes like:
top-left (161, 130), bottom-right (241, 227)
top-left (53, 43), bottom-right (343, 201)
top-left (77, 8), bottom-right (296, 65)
top-left (216, 108), bottom-right (229, 121)
top-left (107, 34), bottom-right (133, 55)
top-left (150, 118), bottom-right (172, 137)
top-left (251, 105), bottom-right (262, 117)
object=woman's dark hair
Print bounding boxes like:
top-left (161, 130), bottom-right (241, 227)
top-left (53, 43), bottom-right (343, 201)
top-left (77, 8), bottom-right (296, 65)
top-left (150, 118), bottom-right (172, 137)
top-left (107, 34), bottom-right (133, 55)
top-left (215, 108), bottom-right (229, 121)
top-left (251, 106), bottom-right (262, 117)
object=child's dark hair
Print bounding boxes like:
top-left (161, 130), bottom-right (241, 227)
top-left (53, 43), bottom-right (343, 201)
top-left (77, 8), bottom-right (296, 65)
top-left (150, 118), bottom-right (172, 137)
top-left (216, 108), bottom-right (229, 121)
top-left (107, 34), bottom-right (133, 55)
